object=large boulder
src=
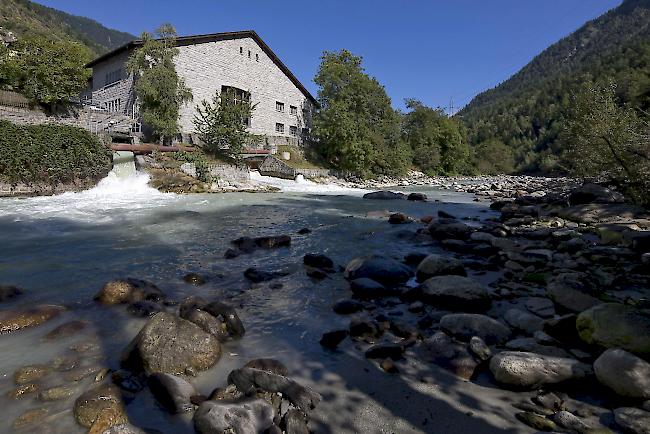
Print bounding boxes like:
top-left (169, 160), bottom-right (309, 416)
top-left (227, 368), bottom-right (321, 413)
top-left (420, 276), bottom-right (490, 311)
top-left (415, 254), bottom-right (466, 282)
top-left (95, 278), bottom-right (164, 305)
top-left (349, 278), bottom-right (392, 299)
top-left (148, 373), bottom-right (198, 414)
top-left (440, 314), bottom-right (512, 345)
top-left (576, 303), bottom-right (650, 356)
top-left (0, 285), bottom-right (23, 302)
top-left (122, 312), bottom-right (221, 375)
top-left (428, 221), bottom-right (472, 240)
top-left (0, 305), bottom-right (64, 334)
top-left (569, 183), bottom-right (624, 206)
top-left (363, 191), bottom-right (407, 200)
top-left (547, 275), bottom-right (600, 313)
top-left (74, 384), bottom-right (127, 430)
top-left (504, 309), bottom-right (544, 334)
top-left (489, 351), bottom-right (593, 389)
top-left (614, 407), bottom-right (650, 434)
top-left (594, 349), bottom-right (650, 399)
top-left (417, 332), bottom-right (479, 380)
top-left (193, 399), bottom-right (274, 434)
top-left (344, 256), bottom-right (413, 287)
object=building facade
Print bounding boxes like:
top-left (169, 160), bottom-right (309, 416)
top-left (85, 31), bottom-right (317, 146)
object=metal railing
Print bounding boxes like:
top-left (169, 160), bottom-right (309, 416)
top-left (0, 90), bottom-right (30, 109)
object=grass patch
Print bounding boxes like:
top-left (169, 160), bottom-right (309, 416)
top-left (276, 145), bottom-right (324, 169)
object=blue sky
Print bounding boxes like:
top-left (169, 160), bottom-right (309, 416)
top-left (35, 0), bottom-right (621, 111)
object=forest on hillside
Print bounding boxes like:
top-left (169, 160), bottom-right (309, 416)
top-left (460, 0), bottom-right (650, 174)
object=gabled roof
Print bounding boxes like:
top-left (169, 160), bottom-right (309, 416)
top-left (86, 30), bottom-right (318, 105)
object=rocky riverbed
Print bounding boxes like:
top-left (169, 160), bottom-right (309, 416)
top-left (0, 178), bottom-right (648, 433)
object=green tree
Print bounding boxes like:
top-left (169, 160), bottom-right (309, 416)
top-left (473, 138), bottom-right (516, 175)
top-left (127, 24), bottom-right (192, 144)
top-left (313, 50), bottom-right (411, 177)
top-left (564, 81), bottom-right (650, 205)
top-left (403, 99), bottom-right (471, 175)
top-left (7, 36), bottom-right (90, 108)
top-left (193, 88), bottom-right (258, 161)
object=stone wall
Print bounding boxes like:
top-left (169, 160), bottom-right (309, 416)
top-left (257, 155), bottom-right (335, 180)
top-left (180, 162), bottom-right (250, 181)
top-left (0, 179), bottom-right (95, 197)
top-left (0, 105), bottom-right (128, 134)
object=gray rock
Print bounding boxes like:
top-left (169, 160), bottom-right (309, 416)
top-left (94, 278), bottom-right (164, 305)
top-left (227, 368), bottom-right (321, 413)
top-left (569, 183), bottom-right (624, 206)
top-left (121, 312), bottom-right (221, 375)
top-left (243, 359), bottom-right (288, 376)
top-left (505, 338), bottom-right (572, 358)
top-left (429, 221), bottom-right (472, 240)
top-left (203, 302), bottom-right (246, 338)
top-left (344, 256), bottom-right (414, 287)
top-left (148, 373), bottom-right (197, 414)
top-left (415, 254), bottom-right (466, 282)
top-left (441, 313), bottom-right (511, 345)
top-left (193, 399), bottom-right (274, 434)
top-left (74, 384), bottom-right (127, 429)
top-left (332, 299), bottom-right (364, 314)
top-left (577, 303), bottom-right (650, 356)
top-left (420, 275), bottom-right (490, 311)
top-left (552, 411), bottom-right (592, 433)
top-left (363, 191), bottom-right (407, 200)
top-left (282, 409), bottom-right (309, 434)
top-left (469, 336), bottom-right (491, 361)
top-left (418, 332), bottom-right (479, 380)
top-left (525, 297), bottom-right (555, 318)
top-left (594, 349), bottom-right (650, 399)
top-left (0, 285), bottom-right (23, 302)
top-left (470, 232), bottom-right (496, 244)
top-left (349, 278), bottom-right (391, 299)
top-left (504, 309), bottom-right (544, 334)
top-left (515, 412), bottom-right (557, 431)
top-left (614, 407), bottom-right (650, 434)
top-left (101, 424), bottom-right (147, 434)
top-left (547, 278), bottom-right (600, 313)
top-left (489, 351), bottom-right (593, 389)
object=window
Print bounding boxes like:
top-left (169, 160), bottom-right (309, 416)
top-left (276, 101), bottom-right (285, 112)
top-left (290, 105), bottom-right (298, 115)
top-left (255, 53), bottom-right (259, 62)
top-left (221, 86), bottom-right (251, 126)
top-left (290, 126), bottom-right (298, 136)
top-left (240, 47), bottom-right (243, 55)
top-left (248, 50), bottom-right (251, 58)
top-left (275, 123), bottom-right (285, 134)
top-left (105, 69), bottom-right (122, 87)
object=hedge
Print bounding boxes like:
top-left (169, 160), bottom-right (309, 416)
top-left (0, 120), bottom-right (112, 185)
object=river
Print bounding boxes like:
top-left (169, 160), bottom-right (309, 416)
top-left (0, 170), bottom-right (525, 433)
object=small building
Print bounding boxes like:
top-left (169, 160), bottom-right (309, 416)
top-left (85, 30), bottom-right (317, 147)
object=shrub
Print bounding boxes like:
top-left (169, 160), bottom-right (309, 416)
top-left (172, 151), bottom-right (213, 183)
top-left (0, 120), bottom-right (111, 185)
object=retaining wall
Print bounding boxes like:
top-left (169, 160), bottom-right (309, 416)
top-left (180, 163), bottom-right (250, 181)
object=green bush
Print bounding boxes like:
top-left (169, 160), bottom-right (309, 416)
top-left (172, 151), bottom-right (213, 183)
top-left (0, 120), bottom-right (112, 184)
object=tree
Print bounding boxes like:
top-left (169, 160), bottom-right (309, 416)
top-left (127, 24), bottom-right (192, 144)
top-left (193, 88), bottom-right (258, 160)
top-left (313, 50), bottom-right (411, 177)
top-left (402, 99), bottom-right (471, 175)
top-left (473, 138), bottom-right (515, 175)
top-left (564, 81), bottom-right (650, 206)
top-left (6, 36), bottom-right (90, 108)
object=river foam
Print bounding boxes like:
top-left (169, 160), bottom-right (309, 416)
top-left (250, 171), bottom-right (367, 195)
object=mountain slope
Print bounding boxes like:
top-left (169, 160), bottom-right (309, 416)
top-left (0, 0), bottom-right (135, 56)
top-left (460, 0), bottom-right (650, 172)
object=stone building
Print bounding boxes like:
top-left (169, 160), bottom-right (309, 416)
top-left (85, 30), bottom-right (317, 147)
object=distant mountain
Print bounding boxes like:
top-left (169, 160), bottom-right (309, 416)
top-left (0, 0), bottom-right (135, 56)
top-left (460, 0), bottom-right (650, 172)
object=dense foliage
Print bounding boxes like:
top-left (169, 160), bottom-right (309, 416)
top-left (0, 0), bottom-right (135, 56)
top-left (313, 50), bottom-right (412, 177)
top-left (127, 24), bottom-right (193, 145)
top-left (402, 99), bottom-right (471, 175)
top-left (563, 82), bottom-right (650, 206)
top-left (0, 120), bottom-right (111, 184)
top-left (460, 0), bottom-right (650, 173)
top-left (1, 36), bottom-right (91, 107)
top-left (193, 89), bottom-right (258, 161)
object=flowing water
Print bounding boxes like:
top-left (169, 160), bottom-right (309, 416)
top-left (0, 168), bottom-right (520, 433)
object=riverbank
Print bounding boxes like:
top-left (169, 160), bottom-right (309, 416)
top-left (0, 177), bottom-right (648, 433)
